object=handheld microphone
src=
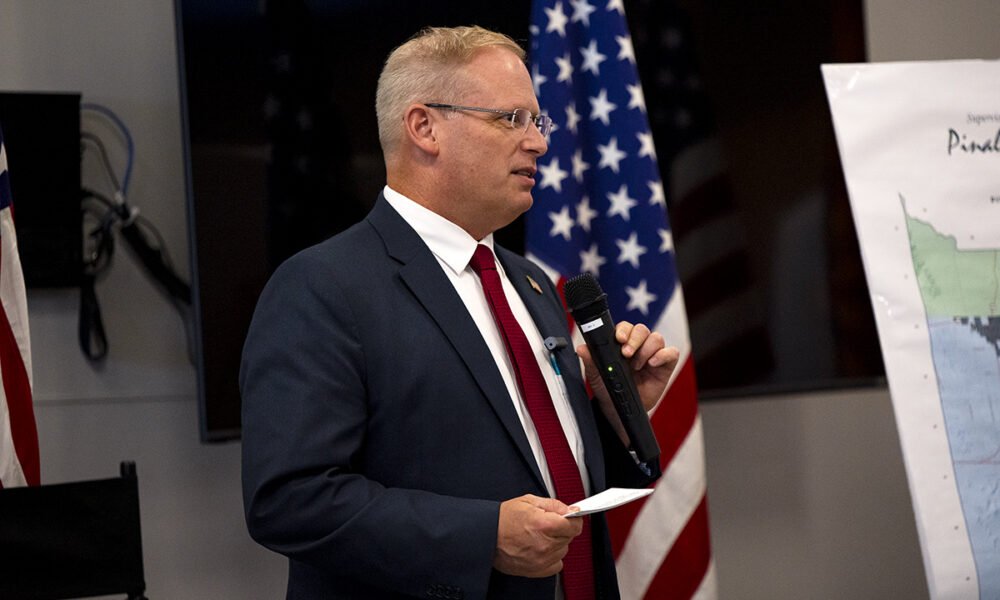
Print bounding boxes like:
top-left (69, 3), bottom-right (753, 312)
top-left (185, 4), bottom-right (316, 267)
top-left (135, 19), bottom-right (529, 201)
top-left (564, 273), bottom-right (660, 463)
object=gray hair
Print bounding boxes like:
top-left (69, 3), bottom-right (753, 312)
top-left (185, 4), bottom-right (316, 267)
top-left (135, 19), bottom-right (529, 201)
top-left (375, 26), bottom-right (526, 156)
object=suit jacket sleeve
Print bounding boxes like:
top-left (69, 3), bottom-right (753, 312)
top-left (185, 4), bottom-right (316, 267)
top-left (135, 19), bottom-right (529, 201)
top-left (240, 249), bottom-right (498, 598)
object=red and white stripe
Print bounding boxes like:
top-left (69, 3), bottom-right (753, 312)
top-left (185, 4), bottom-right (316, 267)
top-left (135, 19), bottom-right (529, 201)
top-left (609, 285), bottom-right (715, 600)
top-left (0, 140), bottom-right (38, 489)
top-left (531, 259), bottom-right (715, 600)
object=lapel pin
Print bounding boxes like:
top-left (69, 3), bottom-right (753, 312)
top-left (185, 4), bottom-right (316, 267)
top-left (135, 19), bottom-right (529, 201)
top-left (526, 275), bottom-right (543, 295)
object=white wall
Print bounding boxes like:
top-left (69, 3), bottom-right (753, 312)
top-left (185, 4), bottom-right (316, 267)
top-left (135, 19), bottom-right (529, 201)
top-left (3, 0), bottom-right (194, 403)
top-left (2, 0), bottom-right (996, 598)
top-left (865, 0), bottom-right (1000, 62)
top-left (702, 388), bottom-right (928, 599)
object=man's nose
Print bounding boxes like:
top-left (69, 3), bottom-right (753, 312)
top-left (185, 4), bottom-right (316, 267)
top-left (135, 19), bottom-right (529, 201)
top-left (523, 121), bottom-right (549, 155)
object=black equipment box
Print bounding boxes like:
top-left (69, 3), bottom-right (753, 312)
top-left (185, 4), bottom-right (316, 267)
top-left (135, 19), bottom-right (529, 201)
top-left (0, 91), bottom-right (82, 288)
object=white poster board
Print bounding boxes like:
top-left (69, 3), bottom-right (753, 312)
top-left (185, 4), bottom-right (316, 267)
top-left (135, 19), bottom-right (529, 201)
top-left (823, 60), bottom-right (1000, 600)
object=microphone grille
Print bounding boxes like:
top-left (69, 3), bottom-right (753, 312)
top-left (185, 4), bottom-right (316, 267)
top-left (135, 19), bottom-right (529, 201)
top-left (564, 273), bottom-right (606, 312)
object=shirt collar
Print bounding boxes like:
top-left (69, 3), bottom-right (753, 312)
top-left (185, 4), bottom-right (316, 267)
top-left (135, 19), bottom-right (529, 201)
top-left (383, 185), bottom-right (495, 276)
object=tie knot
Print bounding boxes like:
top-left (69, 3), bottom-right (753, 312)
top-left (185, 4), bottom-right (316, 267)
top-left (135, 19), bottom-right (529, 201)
top-left (470, 244), bottom-right (497, 276)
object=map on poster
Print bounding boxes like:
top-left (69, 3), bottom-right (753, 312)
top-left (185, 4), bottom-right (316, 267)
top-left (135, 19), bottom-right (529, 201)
top-left (823, 61), bottom-right (1000, 600)
top-left (905, 198), bottom-right (1000, 595)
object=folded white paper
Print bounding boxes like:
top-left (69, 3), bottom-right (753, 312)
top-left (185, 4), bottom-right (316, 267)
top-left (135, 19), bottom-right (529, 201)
top-left (565, 487), bottom-right (654, 518)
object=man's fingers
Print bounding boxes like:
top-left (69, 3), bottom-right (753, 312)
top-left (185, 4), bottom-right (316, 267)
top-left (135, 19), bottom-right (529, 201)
top-left (649, 345), bottom-right (680, 370)
top-left (615, 321), bottom-right (651, 359)
top-left (520, 494), bottom-right (572, 515)
top-left (494, 495), bottom-right (585, 578)
top-left (629, 331), bottom-right (665, 370)
top-left (615, 321), bottom-right (634, 354)
top-left (513, 495), bottom-right (583, 538)
top-left (534, 509), bottom-right (584, 540)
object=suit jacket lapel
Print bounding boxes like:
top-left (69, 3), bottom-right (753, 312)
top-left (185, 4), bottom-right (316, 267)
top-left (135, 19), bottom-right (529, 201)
top-left (366, 197), bottom-right (548, 492)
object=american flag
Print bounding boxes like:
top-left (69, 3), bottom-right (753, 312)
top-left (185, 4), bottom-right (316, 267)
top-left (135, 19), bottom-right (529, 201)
top-left (527, 1), bottom-right (715, 598)
top-left (0, 124), bottom-right (38, 489)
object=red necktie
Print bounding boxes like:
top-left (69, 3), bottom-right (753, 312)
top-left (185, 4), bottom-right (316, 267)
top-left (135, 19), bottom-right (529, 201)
top-left (470, 245), bottom-right (595, 600)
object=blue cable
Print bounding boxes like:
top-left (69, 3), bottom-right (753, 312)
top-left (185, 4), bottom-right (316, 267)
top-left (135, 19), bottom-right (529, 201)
top-left (81, 102), bottom-right (135, 195)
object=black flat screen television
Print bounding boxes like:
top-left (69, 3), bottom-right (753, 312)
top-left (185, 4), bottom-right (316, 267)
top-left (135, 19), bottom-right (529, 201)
top-left (176, 0), bottom-right (882, 442)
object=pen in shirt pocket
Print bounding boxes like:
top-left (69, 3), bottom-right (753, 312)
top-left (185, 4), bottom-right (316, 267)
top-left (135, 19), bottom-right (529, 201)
top-left (543, 336), bottom-right (569, 375)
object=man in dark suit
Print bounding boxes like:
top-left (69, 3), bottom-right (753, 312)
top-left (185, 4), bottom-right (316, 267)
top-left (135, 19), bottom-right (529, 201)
top-left (240, 26), bottom-right (679, 600)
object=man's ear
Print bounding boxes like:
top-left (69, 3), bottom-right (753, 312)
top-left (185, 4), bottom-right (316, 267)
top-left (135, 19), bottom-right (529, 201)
top-left (402, 104), bottom-right (440, 156)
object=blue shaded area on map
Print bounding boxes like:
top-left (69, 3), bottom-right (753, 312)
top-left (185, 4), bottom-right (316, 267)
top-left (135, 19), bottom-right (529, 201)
top-left (928, 317), bottom-right (1000, 597)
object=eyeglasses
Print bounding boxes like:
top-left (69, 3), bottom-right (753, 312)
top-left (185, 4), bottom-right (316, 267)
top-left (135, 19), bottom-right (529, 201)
top-left (425, 103), bottom-right (553, 137)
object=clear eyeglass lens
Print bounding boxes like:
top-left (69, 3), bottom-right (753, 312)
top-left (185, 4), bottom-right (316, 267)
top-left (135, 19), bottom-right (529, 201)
top-left (536, 114), bottom-right (553, 136)
top-left (510, 109), bottom-right (530, 131)
top-left (511, 109), bottom-right (553, 136)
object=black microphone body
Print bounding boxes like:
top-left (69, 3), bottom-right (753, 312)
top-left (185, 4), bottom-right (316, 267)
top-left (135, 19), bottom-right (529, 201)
top-left (565, 274), bottom-right (661, 463)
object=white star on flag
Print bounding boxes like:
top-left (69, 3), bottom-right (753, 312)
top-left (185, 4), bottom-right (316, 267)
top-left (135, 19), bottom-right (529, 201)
top-left (555, 53), bottom-right (574, 83)
top-left (579, 242), bottom-right (607, 274)
top-left (659, 228), bottom-right (674, 253)
top-left (579, 39), bottom-right (607, 75)
top-left (627, 83), bottom-right (646, 112)
top-left (616, 34), bottom-right (635, 63)
top-left (576, 196), bottom-right (597, 231)
top-left (615, 231), bottom-right (647, 268)
top-left (571, 149), bottom-right (590, 182)
top-left (589, 88), bottom-right (617, 125)
top-left (569, 0), bottom-right (597, 26)
top-left (597, 136), bottom-right (626, 172)
top-left (648, 180), bottom-right (665, 206)
top-left (532, 64), bottom-right (548, 96)
top-left (565, 104), bottom-right (582, 133)
top-left (538, 157), bottom-right (569, 192)
top-left (607, 184), bottom-right (637, 221)
top-left (605, 0), bottom-right (625, 15)
top-left (637, 131), bottom-right (656, 159)
top-left (625, 279), bottom-right (657, 314)
top-left (545, 2), bottom-right (569, 37)
top-left (549, 205), bottom-right (574, 240)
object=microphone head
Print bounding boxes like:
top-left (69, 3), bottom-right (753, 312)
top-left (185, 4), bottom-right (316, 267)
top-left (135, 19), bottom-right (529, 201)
top-left (564, 273), bottom-right (609, 320)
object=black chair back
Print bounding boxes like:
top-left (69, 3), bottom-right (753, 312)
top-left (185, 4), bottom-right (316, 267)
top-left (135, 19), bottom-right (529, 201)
top-left (0, 461), bottom-right (147, 600)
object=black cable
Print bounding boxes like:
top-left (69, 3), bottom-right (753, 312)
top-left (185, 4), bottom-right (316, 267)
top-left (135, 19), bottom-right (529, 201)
top-left (80, 177), bottom-right (189, 305)
top-left (81, 132), bottom-right (123, 195)
top-left (131, 214), bottom-right (174, 270)
top-left (81, 186), bottom-right (115, 210)
top-left (79, 271), bottom-right (109, 361)
top-left (77, 127), bottom-right (193, 363)
top-left (78, 188), bottom-right (118, 362)
top-left (80, 190), bottom-right (117, 277)
top-left (118, 219), bottom-right (191, 305)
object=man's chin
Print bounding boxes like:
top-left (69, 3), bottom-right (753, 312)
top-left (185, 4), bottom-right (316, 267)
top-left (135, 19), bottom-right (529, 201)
top-left (515, 192), bottom-right (534, 215)
top-left (492, 201), bottom-right (532, 235)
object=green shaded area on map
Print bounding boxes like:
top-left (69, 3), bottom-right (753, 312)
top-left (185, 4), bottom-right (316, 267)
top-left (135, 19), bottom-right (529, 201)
top-left (906, 208), bottom-right (1000, 318)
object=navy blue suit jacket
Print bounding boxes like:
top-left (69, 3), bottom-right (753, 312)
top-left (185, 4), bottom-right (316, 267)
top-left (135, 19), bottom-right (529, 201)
top-left (240, 197), bottom-right (659, 599)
